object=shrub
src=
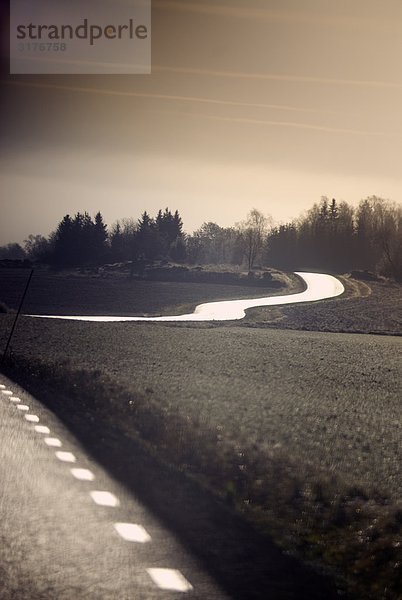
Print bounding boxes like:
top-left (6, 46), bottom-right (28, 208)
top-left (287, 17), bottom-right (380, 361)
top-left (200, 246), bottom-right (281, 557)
top-left (0, 301), bottom-right (10, 313)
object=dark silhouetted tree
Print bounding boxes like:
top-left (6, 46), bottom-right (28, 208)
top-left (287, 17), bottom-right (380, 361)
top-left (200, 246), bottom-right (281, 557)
top-left (186, 222), bottom-right (242, 265)
top-left (49, 211), bottom-right (108, 267)
top-left (356, 197), bottom-right (402, 280)
top-left (92, 211), bottom-right (108, 264)
top-left (137, 211), bottom-right (160, 259)
top-left (0, 243), bottom-right (26, 260)
top-left (109, 218), bottom-right (139, 262)
top-left (24, 234), bottom-right (51, 262)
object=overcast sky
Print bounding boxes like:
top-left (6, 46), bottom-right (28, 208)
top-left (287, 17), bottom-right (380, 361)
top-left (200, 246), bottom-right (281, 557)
top-left (1, 0), bottom-right (402, 244)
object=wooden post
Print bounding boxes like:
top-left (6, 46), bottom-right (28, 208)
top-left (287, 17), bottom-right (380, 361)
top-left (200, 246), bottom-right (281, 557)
top-left (1, 269), bottom-right (34, 364)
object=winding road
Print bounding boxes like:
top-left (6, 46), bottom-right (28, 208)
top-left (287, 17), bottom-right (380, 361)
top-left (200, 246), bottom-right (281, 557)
top-left (28, 272), bottom-right (344, 322)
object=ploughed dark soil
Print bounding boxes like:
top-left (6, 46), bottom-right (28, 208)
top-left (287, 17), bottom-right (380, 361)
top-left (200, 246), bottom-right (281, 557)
top-left (0, 268), bottom-right (401, 599)
top-left (242, 276), bottom-right (402, 336)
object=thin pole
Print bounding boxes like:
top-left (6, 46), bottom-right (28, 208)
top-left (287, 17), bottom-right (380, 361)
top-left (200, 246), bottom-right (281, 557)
top-left (1, 268), bottom-right (34, 364)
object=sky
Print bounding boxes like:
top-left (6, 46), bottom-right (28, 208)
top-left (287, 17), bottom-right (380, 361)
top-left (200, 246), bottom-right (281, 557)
top-left (1, 0), bottom-right (402, 244)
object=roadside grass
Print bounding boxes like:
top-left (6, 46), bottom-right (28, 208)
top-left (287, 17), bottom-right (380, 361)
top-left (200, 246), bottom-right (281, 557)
top-left (3, 351), bottom-right (401, 600)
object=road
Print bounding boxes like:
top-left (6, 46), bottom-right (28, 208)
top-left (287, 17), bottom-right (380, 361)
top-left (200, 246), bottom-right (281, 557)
top-left (26, 272), bottom-right (344, 321)
top-left (0, 375), bottom-right (229, 600)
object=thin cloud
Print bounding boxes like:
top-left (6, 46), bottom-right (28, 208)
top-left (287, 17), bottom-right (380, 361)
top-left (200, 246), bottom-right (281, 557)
top-left (153, 1), bottom-right (396, 30)
top-left (10, 56), bottom-right (402, 90)
top-left (2, 80), bottom-right (332, 114)
top-left (3, 81), bottom-right (397, 137)
top-left (187, 112), bottom-right (394, 137)
top-left (154, 1), bottom-right (308, 21)
top-left (154, 65), bottom-right (402, 90)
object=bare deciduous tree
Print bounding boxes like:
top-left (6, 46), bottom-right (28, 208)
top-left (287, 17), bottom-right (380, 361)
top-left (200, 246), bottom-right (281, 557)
top-left (237, 209), bottom-right (272, 270)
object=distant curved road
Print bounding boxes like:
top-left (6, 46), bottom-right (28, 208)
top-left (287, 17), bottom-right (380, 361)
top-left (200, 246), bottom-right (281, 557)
top-left (28, 272), bottom-right (344, 322)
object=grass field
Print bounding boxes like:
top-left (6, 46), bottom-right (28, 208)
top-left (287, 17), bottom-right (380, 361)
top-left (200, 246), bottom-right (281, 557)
top-left (0, 268), bottom-right (401, 599)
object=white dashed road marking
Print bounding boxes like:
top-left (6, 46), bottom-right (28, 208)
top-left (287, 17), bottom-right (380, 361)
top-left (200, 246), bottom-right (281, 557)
top-left (44, 437), bottom-right (62, 447)
top-left (70, 468), bottom-right (95, 481)
top-left (34, 425), bottom-right (51, 434)
top-left (55, 451), bottom-right (76, 463)
top-left (90, 491), bottom-right (120, 507)
top-left (114, 523), bottom-right (152, 543)
top-left (25, 414), bottom-right (40, 422)
top-left (1, 380), bottom-right (198, 595)
top-left (147, 568), bottom-right (193, 592)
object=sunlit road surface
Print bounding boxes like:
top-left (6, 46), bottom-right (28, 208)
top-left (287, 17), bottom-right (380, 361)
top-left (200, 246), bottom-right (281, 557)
top-left (0, 376), bottom-right (228, 599)
top-left (28, 272), bottom-right (344, 322)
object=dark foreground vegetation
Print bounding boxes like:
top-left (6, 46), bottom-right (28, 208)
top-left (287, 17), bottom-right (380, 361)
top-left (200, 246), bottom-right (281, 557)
top-left (0, 270), bottom-right (401, 599)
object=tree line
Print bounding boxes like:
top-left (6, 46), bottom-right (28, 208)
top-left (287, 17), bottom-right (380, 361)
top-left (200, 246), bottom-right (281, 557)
top-left (267, 196), bottom-right (402, 280)
top-left (0, 208), bottom-right (186, 268)
top-left (1, 197), bottom-right (401, 280)
top-left (186, 197), bottom-right (401, 280)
